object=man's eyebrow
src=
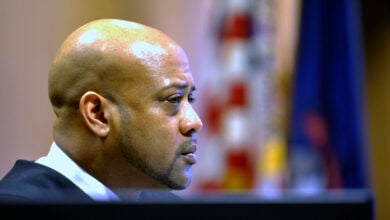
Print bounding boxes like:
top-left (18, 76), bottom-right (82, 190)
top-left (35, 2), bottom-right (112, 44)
top-left (190, 86), bottom-right (196, 92)
top-left (162, 83), bottom-right (196, 92)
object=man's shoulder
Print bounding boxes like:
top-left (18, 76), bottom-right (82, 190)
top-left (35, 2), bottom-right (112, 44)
top-left (0, 159), bottom-right (72, 187)
top-left (0, 160), bottom-right (92, 203)
top-left (138, 190), bottom-right (183, 202)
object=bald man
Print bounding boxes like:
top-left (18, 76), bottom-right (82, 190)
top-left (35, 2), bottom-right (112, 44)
top-left (0, 19), bottom-right (203, 203)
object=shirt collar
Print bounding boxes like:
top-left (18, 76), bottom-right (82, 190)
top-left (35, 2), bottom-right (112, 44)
top-left (35, 142), bottom-right (120, 202)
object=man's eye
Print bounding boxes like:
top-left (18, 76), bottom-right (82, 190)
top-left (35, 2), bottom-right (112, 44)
top-left (166, 93), bottom-right (196, 104)
top-left (167, 94), bottom-right (182, 104)
top-left (188, 94), bottom-right (196, 103)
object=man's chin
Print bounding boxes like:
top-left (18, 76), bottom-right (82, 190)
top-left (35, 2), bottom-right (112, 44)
top-left (166, 176), bottom-right (192, 190)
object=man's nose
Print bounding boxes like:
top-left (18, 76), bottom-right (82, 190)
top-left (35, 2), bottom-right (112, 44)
top-left (179, 103), bottom-right (203, 135)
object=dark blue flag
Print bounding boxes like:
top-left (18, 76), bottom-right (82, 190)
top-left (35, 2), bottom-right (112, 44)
top-left (288, 0), bottom-right (368, 192)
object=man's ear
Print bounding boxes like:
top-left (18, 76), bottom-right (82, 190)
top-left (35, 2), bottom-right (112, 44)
top-left (79, 91), bottom-right (111, 137)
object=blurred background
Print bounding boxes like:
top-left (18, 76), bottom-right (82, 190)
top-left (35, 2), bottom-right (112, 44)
top-left (0, 0), bottom-right (388, 219)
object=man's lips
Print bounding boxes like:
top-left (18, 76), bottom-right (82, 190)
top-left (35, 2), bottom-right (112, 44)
top-left (183, 143), bottom-right (196, 154)
top-left (181, 142), bottom-right (197, 165)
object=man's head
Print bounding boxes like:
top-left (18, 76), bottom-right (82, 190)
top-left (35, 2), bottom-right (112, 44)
top-left (48, 19), bottom-right (203, 191)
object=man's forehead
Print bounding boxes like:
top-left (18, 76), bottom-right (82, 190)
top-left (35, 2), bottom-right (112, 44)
top-left (127, 40), bottom-right (190, 73)
top-left (129, 41), bottom-right (168, 67)
top-left (162, 72), bottom-right (195, 87)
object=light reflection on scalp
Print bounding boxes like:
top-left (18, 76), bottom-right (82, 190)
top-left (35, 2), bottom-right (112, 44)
top-left (77, 29), bottom-right (100, 45)
top-left (129, 41), bottom-right (168, 69)
top-left (163, 79), bottom-right (171, 87)
top-left (110, 19), bottom-right (143, 29)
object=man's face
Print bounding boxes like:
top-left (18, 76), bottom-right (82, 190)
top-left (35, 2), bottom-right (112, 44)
top-left (115, 42), bottom-right (203, 189)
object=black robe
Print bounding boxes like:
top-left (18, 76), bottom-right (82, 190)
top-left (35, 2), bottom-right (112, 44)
top-left (0, 160), bottom-right (181, 203)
